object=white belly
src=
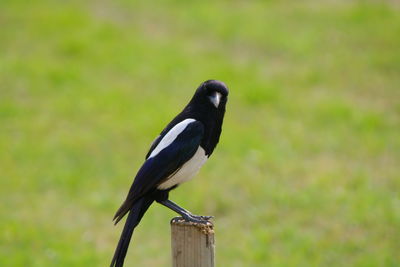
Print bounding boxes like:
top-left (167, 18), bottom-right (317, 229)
top-left (157, 147), bottom-right (208, 190)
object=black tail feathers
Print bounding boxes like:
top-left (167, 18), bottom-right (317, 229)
top-left (110, 196), bottom-right (154, 267)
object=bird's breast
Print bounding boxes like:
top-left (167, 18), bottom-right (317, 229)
top-left (157, 146), bottom-right (208, 190)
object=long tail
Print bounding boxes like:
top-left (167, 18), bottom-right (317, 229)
top-left (110, 196), bottom-right (154, 267)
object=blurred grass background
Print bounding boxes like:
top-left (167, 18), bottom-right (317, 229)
top-left (1, 0), bottom-right (399, 266)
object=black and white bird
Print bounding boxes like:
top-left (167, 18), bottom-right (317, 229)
top-left (110, 80), bottom-right (229, 267)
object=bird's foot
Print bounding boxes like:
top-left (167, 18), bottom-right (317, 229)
top-left (192, 215), bottom-right (213, 221)
top-left (182, 214), bottom-right (212, 224)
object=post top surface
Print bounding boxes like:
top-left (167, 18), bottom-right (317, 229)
top-left (170, 217), bottom-right (214, 234)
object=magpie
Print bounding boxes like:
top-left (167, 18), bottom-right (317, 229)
top-left (110, 80), bottom-right (229, 267)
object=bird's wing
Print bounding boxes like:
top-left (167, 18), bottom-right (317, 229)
top-left (145, 135), bottom-right (161, 159)
top-left (114, 120), bottom-right (204, 223)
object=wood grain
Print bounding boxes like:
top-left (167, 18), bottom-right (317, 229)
top-left (171, 217), bottom-right (215, 267)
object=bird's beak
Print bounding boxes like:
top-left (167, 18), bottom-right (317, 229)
top-left (209, 92), bottom-right (222, 108)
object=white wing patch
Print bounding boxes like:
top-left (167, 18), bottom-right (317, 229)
top-left (157, 146), bottom-right (208, 190)
top-left (148, 118), bottom-right (196, 159)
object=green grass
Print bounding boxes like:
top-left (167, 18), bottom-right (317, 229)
top-left (1, 0), bottom-right (399, 266)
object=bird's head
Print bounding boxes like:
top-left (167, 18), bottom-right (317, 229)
top-left (192, 80), bottom-right (229, 110)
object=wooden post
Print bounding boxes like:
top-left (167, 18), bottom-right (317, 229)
top-left (170, 217), bottom-right (215, 267)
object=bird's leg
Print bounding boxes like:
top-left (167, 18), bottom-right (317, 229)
top-left (157, 199), bottom-right (212, 223)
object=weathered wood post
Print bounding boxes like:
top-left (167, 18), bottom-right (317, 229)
top-left (170, 217), bottom-right (215, 267)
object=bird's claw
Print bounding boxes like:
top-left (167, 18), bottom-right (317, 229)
top-left (182, 214), bottom-right (213, 224)
top-left (193, 215), bottom-right (213, 220)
